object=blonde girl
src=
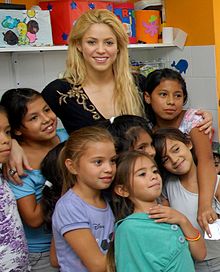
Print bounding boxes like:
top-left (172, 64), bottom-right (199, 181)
top-left (52, 126), bottom-right (116, 271)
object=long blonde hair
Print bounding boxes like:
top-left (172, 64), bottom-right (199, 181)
top-left (63, 9), bottom-right (144, 116)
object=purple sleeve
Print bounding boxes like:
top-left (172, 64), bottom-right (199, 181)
top-left (53, 195), bottom-right (90, 236)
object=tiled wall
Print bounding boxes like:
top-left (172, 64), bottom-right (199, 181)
top-left (0, 45), bottom-right (219, 141)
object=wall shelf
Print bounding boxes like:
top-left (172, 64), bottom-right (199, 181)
top-left (128, 43), bottom-right (175, 49)
top-left (0, 43), bottom-right (175, 53)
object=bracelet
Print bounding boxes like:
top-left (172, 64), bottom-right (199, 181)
top-left (185, 230), bottom-right (201, 241)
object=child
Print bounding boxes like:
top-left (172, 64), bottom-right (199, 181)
top-left (52, 126), bottom-right (116, 271)
top-left (108, 151), bottom-right (206, 272)
top-left (41, 142), bottom-right (65, 232)
top-left (106, 115), bottom-right (155, 157)
top-left (143, 68), bottom-right (217, 235)
top-left (41, 142), bottom-right (65, 268)
top-left (0, 88), bottom-right (68, 271)
top-left (154, 128), bottom-right (220, 272)
top-left (213, 147), bottom-right (220, 175)
top-left (0, 105), bottom-right (29, 271)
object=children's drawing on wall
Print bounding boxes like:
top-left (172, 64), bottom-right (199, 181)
top-left (1, 10), bottom-right (39, 46)
top-left (17, 21), bottom-right (29, 45)
top-left (171, 59), bottom-right (188, 74)
top-left (26, 20), bottom-right (39, 43)
top-left (0, 9), bottom-right (52, 47)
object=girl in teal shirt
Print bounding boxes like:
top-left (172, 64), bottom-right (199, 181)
top-left (108, 151), bottom-right (206, 272)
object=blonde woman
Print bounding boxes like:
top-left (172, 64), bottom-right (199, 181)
top-left (42, 9), bottom-right (144, 134)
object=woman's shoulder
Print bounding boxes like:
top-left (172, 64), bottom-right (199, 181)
top-left (42, 78), bottom-right (71, 95)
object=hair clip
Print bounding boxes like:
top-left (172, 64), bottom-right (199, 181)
top-left (110, 117), bottom-right (115, 124)
top-left (44, 180), bottom-right (53, 188)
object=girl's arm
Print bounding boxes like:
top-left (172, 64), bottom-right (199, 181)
top-left (195, 110), bottom-right (213, 135)
top-left (214, 177), bottom-right (220, 202)
top-left (178, 216), bottom-right (206, 261)
top-left (190, 127), bottom-right (217, 235)
top-left (64, 229), bottom-right (106, 272)
top-left (3, 139), bottom-right (32, 184)
top-left (17, 195), bottom-right (44, 228)
top-left (50, 238), bottom-right (59, 268)
top-left (149, 205), bottom-right (206, 261)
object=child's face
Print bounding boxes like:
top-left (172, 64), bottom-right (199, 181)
top-left (162, 138), bottom-right (194, 175)
top-left (0, 112), bottom-right (11, 163)
top-left (16, 96), bottom-right (57, 142)
top-left (145, 80), bottom-right (184, 122)
top-left (67, 140), bottom-right (116, 191)
top-left (130, 156), bottom-right (162, 203)
top-left (133, 130), bottom-right (156, 158)
top-left (213, 154), bottom-right (220, 175)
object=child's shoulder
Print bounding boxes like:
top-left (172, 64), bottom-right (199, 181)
top-left (183, 109), bottom-right (202, 121)
top-left (115, 213), bottom-right (188, 259)
top-left (179, 108), bottom-right (202, 134)
top-left (56, 128), bottom-right (69, 142)
top-left (55, 189), bottom-right (84, 210)
top-left (9, 170), bottom-right (44, 200)
top-left (0, 176), bottom-right (14, 197)
top-left (56, 188), bottom-right (75, 203)
top-left (115, 212), bottom-right (179, 233)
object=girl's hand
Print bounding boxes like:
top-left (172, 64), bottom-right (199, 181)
top-left (149, 205), bottom-right (206, 260)
top-left (2, 139), bottom-right (32, 185)
top-left (195, 110), bottom-right (213, 135)
top-left (197, 205), bottom-right (218, 237)
top-left (148, 205), bottom-right (185, 225)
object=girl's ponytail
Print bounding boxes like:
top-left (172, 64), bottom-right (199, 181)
top-left (106, 241), bottom-right (116, 272)
top-left (41, 142), bottom-right (65, 231)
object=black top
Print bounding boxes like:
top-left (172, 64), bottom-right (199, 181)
top-left (42, 74), bottom-right (146, 134)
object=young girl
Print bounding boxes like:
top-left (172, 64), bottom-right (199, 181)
top-left (108, 151), bottom-right (206, 272)
top-left (41, 142), bottom-right (65, 268)
top-left (0, 105), bottom-right (29, 271)
top-left (52, 126), bottom-right (116, 271)
top-left (143, 68), bottom-right (217, 235)
top-left (106, 115), bottom-right (155, 157)
top-left (0, 88), bottom-right (68, 271)
top-left (213, 149), bottom-right (220, 175)
top-left (154, 128), bottom-right (220, 272)
top-left (41, 142), bottom-right (65, 232)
